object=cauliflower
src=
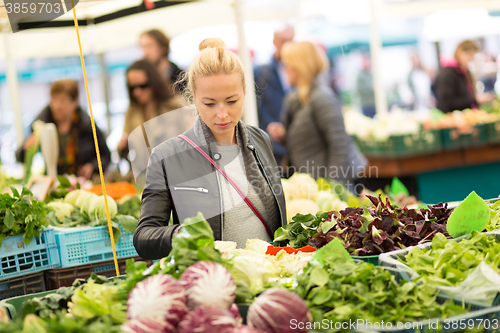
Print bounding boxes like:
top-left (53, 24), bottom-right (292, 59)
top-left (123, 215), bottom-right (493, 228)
top-left (284, 173), bottom-right (318, 200)
top-left (286, 199), bottom-right (319, 223)
top-left (315, 191), bottom-right (336, 212)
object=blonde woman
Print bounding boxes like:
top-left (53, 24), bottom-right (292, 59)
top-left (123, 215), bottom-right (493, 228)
top-left (267, 41), bottom-right (366, 186)
top-left (134, 38), bottom-right (287, 259)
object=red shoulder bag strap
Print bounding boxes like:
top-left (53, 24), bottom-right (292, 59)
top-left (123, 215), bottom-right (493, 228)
top-left (179, 134), bottom-right (273, 238)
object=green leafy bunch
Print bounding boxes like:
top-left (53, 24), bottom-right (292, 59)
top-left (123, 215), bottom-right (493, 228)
top-left (403, 231), bottom-right (500, 287)
top-left (273, 212), bottom-right (328, 248)
top-left (0, 186), bottom-right (53, 246)
top-left (293, 258), bottom-right (465, 332)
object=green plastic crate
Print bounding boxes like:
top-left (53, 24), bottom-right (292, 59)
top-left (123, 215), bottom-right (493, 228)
top-left (0, 275), bottom-right (126, 320)
top-left (351, 254), bottom-right (379, 265)
top-left (355, 130), bottom-right (441, 158)
top-left (441, 124), bottom-right (487, 150)
top-left (484, 122), bottom-right (500, 143)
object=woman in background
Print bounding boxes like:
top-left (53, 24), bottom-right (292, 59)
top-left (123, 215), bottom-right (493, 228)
top-left (140, 29), bottom-right (185, 93)
top-left (435, 40), bottom-right (496, 113)
top-left (16, 79), bottom-right (110, 179)
top-left (117, 60), bottom-right (188, 155)
top-left (267, 41), bottom-right (366, 187)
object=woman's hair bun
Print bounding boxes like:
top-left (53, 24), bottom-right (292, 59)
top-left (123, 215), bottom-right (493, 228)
top-left (199, 38), bottom-right (226, 51)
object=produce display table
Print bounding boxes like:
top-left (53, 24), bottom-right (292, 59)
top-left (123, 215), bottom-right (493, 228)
top-left (365, 143), bottom-right (500, 203)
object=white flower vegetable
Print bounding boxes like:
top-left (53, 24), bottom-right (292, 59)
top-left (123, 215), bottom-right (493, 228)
top-left (126, 274), bottom-right (188, 332)
top-left (315, 191), bottom-right (336, 212)
top-left (179, 261), bottom-right (236, 310)
top-left (88, 195), bottom-right (117, 220)
top-left (284, 173), bottom-right (318, 200)
top-left (286, 199), bottom-right (319, 223)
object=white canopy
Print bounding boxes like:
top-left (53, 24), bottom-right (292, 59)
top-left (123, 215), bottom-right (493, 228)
top-left (0, 0), bottom-right (298, 60)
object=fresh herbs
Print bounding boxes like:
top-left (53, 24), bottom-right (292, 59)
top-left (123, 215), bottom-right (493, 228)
top-left (293, 258), bottom-right (466, 331)
top-left (273, 212), bottom-right (328, 248)
top-left (0, 186), bottom-right (54, 246)
top-left (402, 231), bottom-right (500, 287)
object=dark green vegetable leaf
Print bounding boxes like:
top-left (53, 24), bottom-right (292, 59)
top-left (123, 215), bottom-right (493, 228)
top-left (113, 215), bottom-right (138, 234)
top-left (4, 208), bottom-right (14, 229)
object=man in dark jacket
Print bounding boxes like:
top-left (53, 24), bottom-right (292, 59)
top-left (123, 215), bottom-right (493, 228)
top-left (254, 25), bottom-right (294, 167)
top-left (16, 80), bottom-right (111, 178)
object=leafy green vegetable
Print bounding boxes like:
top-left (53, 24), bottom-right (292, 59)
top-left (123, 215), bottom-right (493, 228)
top-left (293, 258), bottom-right (466, 331)
top-left (47, 205), bottom-right (137, 244)
top-left (402, 231), bottom-right (500, 287)
top-left (0, 186), bottom-right (54, 246)
top-left (162, 212), bottom-right (222, 278)
top-left (117, 195), bottom-right (141, 219)
top-left (273, 212), bottom-right (328, 248)
top-left (0, 312), bottom-right (122, 333)
top-left (68, 279), bottom-right (127, 324)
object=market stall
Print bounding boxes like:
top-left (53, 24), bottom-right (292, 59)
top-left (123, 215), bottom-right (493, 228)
top-left (346, 107), bottom-right (500, 203)
top-left (1, 175), bottom-right (500, 332)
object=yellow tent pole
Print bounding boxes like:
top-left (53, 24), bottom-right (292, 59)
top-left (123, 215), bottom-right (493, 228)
top-left (71, 0), bottom-right (120, 276)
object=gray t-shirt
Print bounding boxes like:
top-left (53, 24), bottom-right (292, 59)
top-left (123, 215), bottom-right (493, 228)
top-left (215, 144), bottom-right (272, 248)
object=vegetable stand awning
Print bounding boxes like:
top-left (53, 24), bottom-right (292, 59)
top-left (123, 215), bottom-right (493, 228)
top-left (0, 0), bottom-right (298, 59)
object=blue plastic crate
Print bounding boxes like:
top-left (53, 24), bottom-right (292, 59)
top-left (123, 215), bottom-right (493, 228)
top-left (0, 229), bottom-right (60, 279)
top-left (55, 225), bottom-right (138, 267)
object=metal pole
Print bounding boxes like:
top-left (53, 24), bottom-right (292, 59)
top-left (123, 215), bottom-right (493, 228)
top-left (369, 0), bottom-right (388, 116)
top-left (3, 31), bottom-right (25, 146)
top-left (99, 53), bottom-right (112, 135)
top-left (434, 41), bottom-right (442, 69)
top-left (234, 0), bottom-right (258, 127)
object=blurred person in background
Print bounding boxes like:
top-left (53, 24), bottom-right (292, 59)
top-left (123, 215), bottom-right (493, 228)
top-left (267, 41), bottom-right (366, 187)
top-left (408, 52), bottom-right (433, 110)
top-left (117, 60), bottom-right (188, 157)
top-left (355, 53), bottom-right (376, 118)
top-left (16, 79), bottom-right (110, 179)
top-left (254, 25), bottom-right (294, 168)
top-left (435, 40), bottom-right (496, 113)
top-left (140, 29), bottom-right (184, 93)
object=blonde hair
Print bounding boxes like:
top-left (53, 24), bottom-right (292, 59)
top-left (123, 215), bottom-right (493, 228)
top-left (281, 41), bottom-right (329, 104)
top-left (177, 38), bottom-right (246, 102)
top-left (454, 40), bottom-right (479, 60)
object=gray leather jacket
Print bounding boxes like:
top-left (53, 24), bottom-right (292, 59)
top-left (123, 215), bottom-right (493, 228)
top-left (133, 122), bottom-right (287, 260)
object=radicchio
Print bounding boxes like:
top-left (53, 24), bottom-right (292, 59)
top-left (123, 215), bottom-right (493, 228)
top-left (179, 261), bottom-right (236, 309)
top-left (127, 274), bottom-right (188, 330)
top-left (247, 288), bottom-right (311, 333)
top-left (177, 306), bottom-right (238, 333)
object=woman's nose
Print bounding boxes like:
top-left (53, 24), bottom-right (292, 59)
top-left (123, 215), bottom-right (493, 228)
top-left (216, 105), bottom-right (227, 119)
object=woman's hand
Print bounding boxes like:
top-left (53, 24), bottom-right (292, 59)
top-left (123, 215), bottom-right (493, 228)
top-left (23, 134), bottom-right (37, 150)
top-left (267, 122), bottom-right (286, 143)
top-left (77, 163), bottom-right (95, 179)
